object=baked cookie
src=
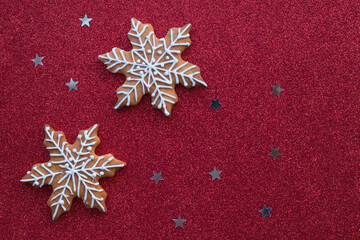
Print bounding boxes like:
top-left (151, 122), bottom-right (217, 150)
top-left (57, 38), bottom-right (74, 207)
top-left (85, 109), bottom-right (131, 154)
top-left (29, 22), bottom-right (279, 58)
top-left (21, 124), bottom-right (125, 220)
top-left (98, 18), bottom-right (207, 116)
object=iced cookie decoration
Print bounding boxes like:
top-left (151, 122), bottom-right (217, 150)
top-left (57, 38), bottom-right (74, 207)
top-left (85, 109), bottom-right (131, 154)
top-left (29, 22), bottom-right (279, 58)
top-left (98, 18), bottom-right (207, 116)
top-left (20, 124), bottom-right (126, 220)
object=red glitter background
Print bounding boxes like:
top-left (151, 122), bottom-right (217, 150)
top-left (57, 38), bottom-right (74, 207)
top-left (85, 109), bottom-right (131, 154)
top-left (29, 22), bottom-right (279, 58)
top-left (1, 0), bottom-right (360, 239)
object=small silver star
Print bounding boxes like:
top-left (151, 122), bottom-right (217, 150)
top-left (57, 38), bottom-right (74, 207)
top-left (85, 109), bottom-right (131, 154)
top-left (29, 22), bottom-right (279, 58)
top-left (209, 98), bottom-right (223, 111)
top-left (31, 54), bottom-right (44, 67)
top-left (172, 215), bottom-right (186, 229)
top-left (268, 147), bottom-right (281, 160)
top-left (259, 205), bottom-right (272, 218)
top-left (209, 167), bottom-right (222, 181)
top-left (271, 83), bottom-right (284, 97)
top-left (79, 14), bottom-right (92, 27)
top-left (150, 171), bottom-right (164, 184)
top-left (66, 78), bottom-right (78, 91)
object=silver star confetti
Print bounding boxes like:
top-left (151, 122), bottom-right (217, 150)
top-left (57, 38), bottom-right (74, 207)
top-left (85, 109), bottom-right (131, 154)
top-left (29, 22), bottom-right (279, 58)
top-left (209, 98), bottom-right (223, 111)
top-left (150, 171), bottom-right (164, 184)
top-left (31, 54), bottom-right (44, 67)
top-left (79, 14), bottom-right (92, 27)
top-left (65, 78), bottom-right (78, 92)
top-left (259, 205), bottom-right (272, 218)
top-left (172, 215), bottom-right (186, 229)
top-left (268, 147), bottom-right (281, 160)
top-left (271, 83), bottom-right (284, 97)
top-left (209, 167), bottom-right (222, 181)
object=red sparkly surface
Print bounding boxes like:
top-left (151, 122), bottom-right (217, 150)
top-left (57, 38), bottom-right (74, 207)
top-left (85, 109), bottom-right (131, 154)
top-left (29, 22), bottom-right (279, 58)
top-left (1, 0), bottom-right (360, 239)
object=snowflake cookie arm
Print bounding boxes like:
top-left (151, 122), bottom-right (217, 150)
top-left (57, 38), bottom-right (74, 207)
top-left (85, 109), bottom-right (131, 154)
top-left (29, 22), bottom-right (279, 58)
top-left (75, 124), bottom-right (126, 179)
top-left (98, 48), bottom-right (134, 76)
top-left (48, 178), bottom-right (76, 221)
top-left (150, 81), bottom-right (178, 116)
top-left (81, 153), bottom-right (126, 179)
top-left (77, 154), bottom-right (125, 212)
top-left (43, 124), bottom-right (73, 164)
top-left (97, 18), bottom-right (153, 74)
top-left (73, 125), bottom-right (125, 213)
top-left (20, 125), bottom-right (69, 187)
top-left (20, 162), bottom-right (62, 188)
top-left (98, 48), bottom-right (145, 109)
top-left (169, 59), bottom-right (206, 88)
top-left (164, 23), bottom-right (192, 54)
top-left (163, 24), bottom-right (207, 88)
top-left (71, 124), bottom-right (100, 160)
top-left (78, 178), bottom-right (108, 212)
top-left (127, 18), bottom-right (155, 50)
top-left (114, 79), bottom-right (145, 109)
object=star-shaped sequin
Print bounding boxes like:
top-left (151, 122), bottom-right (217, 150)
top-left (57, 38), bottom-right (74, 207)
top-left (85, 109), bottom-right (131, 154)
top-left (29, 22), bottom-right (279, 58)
top-left (271, 83), bottom-right (284, 97)
top-left (150, 171), bottom-right (164, 184)
top-left (209, 167), bottom-right (222, 181)
top-left (31, 54), bottom-right (44, 67)
top-left (259, 205), bottom-right (272, 218)
top-left (66, 78), bottom-right (78, 91)
top-left (79, 14), bottom-right (92, 27)
top-left (209, 98), bottom-right (223, 111)
top-left (268, 147), bottom-right (281, 160)
top-left (173, 215), bottom-right (186, 229)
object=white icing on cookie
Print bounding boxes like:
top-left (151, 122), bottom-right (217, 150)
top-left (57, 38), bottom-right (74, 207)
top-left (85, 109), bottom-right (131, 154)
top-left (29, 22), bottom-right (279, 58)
top-left (20, 125), bottom-right (125, 220)
top-left (99, 19), bottom-right (207, 116)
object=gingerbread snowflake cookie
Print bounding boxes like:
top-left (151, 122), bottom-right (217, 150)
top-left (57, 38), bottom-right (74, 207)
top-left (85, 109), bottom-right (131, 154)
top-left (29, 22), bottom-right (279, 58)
top-left (98, 18), bottom-right (207, 116)
top-left (21, 124), bottom-right (126, 220)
